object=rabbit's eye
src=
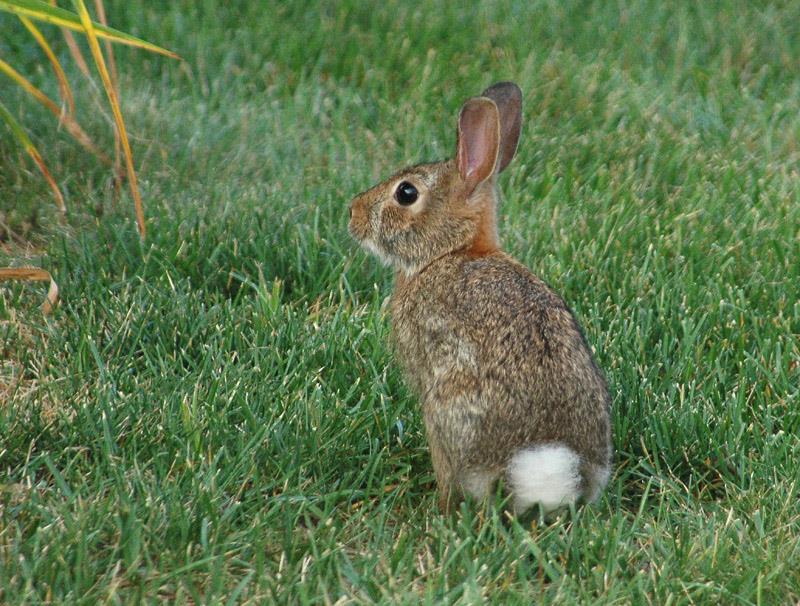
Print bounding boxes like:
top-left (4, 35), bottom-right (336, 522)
top-left (394, 181), bottom-right (419, 206)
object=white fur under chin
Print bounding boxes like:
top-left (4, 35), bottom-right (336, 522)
top-left (361, 239), bottom-right (421, 276)
top-left (361, 239), bottom-right (393, 267)
top-left (507, 444), bottom-right (583, 514)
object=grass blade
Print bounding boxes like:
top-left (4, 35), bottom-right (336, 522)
top-left (50, 0), bottom-right (90, 77)
top-left (0, 267), bottom-right (60, 313)
top-left (0, 58), bottom-right (111, 164)
top-left (60, 27), bottom-right (89, 75)
top-left (93, 0), bottom-right (122, 197)
top-left (93, 0), bottom-right (117, 89)
top-left (0, 57), bottom-right (60, 114)
top-left (0, 0), bottom-right (179, 58)
top-left (0, 100), bottom-right (65, 214)
top-left (72, 0), bottom-right (145, 239)
top-left (19, 14), bottom-right (75, 116)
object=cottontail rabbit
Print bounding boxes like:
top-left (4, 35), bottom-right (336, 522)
top-left (349, 82), bottom-right (612, 514)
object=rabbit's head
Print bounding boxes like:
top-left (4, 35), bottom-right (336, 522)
top-left (349, 82), bottom-right (522, 275)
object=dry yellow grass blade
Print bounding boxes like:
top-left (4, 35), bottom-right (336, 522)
top-left (62, 27), bottom-right (90, 75)
top-left (93, 0), bottom-right (123, 196)
top-left (93, 0), bottom-right (117, 88)
top-left (0, 57), bottom-right (59, 112)
top-left (1, 0), bottom-right (179, 58)
top-left (0, 58), bottom-right (111, 164)
top-left (47, 0), bottom-right (90, 76)
top-left (0, 267), bottom-right (59, 314)
top-left (23, 147), bottom-right (66, 218)
top-left (73, 0), bottom-right (146, 239)
top-left (0, 100), bottom-right (66, 213)
top-left (19, 14), bottom-right (75, 116)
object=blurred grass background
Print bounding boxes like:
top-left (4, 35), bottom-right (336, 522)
top-left (1, 1), bottom-right (799, 603)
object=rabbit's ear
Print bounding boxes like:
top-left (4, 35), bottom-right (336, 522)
top-left (480, 82), bottom-right (522, 173)
top-left (457, 97), bottom-right (500, 196)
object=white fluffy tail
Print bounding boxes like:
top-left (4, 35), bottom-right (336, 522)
top-left (507, 444), bottom-right (583, 513)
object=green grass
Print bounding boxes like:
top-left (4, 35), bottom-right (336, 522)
top-left (2, 1), bottom-right (799, 603)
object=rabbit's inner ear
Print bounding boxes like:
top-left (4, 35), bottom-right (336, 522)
top-left (457, 98), bottom-right (500, 197)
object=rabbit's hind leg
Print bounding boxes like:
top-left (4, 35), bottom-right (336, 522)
top-left (583, 462), bottom-right (611, 503)
top-left (459, 468), bottom-right (499, 501)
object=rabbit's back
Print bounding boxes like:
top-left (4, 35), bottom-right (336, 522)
top-left (390, 251), bottom-right (611, 475)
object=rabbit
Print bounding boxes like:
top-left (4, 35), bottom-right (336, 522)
top-left (348, 82), bottom-right (612, 514)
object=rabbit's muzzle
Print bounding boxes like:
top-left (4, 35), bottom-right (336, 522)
top-left (348, 192), bottom-right (374, 243)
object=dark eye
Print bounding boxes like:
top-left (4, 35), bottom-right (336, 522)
top-left (394, 181), bottom-right (419, 206)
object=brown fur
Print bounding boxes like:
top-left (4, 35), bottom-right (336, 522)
top-left (348, 83), bottom-right (612, 513)
top-left (464, 188), bottom-right (500, 257)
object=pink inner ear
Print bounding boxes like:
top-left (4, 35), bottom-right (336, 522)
top-left (457, 99), bottom-right (500, 194)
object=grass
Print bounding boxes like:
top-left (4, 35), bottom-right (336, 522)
top-left (1, 0), bottom-right (799, 603)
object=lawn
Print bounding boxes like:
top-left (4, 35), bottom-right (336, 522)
top-left (1, 1), bottom-right (799, 603)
